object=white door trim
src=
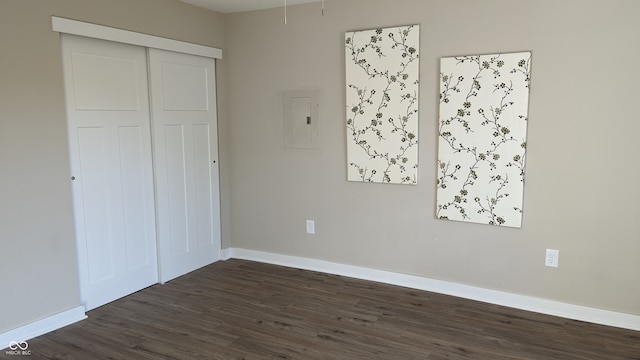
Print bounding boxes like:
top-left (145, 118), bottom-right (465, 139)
top-left (51, 16), bottom-right (222, 59)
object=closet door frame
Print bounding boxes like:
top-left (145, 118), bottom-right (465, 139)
top-left (52, 17), bottom-right (222, 59)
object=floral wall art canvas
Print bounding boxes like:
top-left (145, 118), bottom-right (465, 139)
top-left (436, 52), bottom-right (532, 227)
top-left (345, 25), bottom-right (420, 184)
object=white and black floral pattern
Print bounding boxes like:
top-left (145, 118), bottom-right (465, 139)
top-left (437, 52), bottom-right (531, 227)
top-left (345, 25), bottom-right (420, 184)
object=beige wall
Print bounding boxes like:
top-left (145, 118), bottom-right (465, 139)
top-left (0, 0), bottom-right (228, 333)
top-left (225, 0), bottom-right (640, 316)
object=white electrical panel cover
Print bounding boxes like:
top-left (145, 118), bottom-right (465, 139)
top-left (283, 90), bottom-right (320, 149)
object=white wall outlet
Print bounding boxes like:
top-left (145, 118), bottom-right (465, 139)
top-left (545, 249), bottom-right (559, 268)
top-left (306, 220), bottom-right (315, 235)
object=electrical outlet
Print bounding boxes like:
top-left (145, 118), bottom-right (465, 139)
top-left (306, 220), bottom-right (315, 235)
top-left (545, 249), bottom-right (559, 268)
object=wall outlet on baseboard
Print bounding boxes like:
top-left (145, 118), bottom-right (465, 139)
top-left (545, 249), bottom-right (559, 268)
top-left (306, 220), bottom-right (315, 235)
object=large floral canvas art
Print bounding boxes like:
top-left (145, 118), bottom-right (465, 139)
top-left (436, 52), bottom-right (532, 227)
top-left (345, 25), bottom-right (420, 184)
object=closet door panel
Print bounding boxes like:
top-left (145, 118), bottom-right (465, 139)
top-left (163, 124), bottom-right (189, 256)
top-left (62, 35), bottom-right (158, 310)
top-left (76, 127), bottom-right (113, 283)
top-left (149, 48), bottom-right (221, 283)
top-left (193, 124), bottom-right (215, 249)
top-left (118, 126), bottom-right (153, 270)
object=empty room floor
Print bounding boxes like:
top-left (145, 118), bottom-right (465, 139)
top-left (25, 259), bottom-right (640, 359)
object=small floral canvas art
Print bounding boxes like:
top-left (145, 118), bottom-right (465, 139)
top-left (345, 25), bottom-right (420, 184)
top-left (437, 52), bottom-right (532, 227)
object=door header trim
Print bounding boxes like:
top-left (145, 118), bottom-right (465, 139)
top-left (52, 16), bottom-right (222, 59)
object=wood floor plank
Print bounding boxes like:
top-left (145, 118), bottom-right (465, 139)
top-left (21, 259), bottom-right (640, 359)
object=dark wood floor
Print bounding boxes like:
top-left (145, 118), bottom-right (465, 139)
top-left (24, 259), bottom-right (640, 359)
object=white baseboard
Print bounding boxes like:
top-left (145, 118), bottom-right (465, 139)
top-left (229, 248), bottom-right (640, 332)
top-left (220, 247), bottom-right (234, 261)
top-left (3, 249), bottom-right (637, 349)
top-left (1, 306), bottom-right (86, 350)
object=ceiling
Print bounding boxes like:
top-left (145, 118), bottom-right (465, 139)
top-left (180, 0), bottom-right (321, 14)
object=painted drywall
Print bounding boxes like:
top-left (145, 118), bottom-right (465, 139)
top-left (0, 0), bottom-right (228, 333)
top-left (225, 0), bottom-right (640, 316)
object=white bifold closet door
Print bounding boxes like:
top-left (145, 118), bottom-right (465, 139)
top-left (148, 48), bottom-right (221, 283)
top-left (63, 35), bottom-right (220, 310)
